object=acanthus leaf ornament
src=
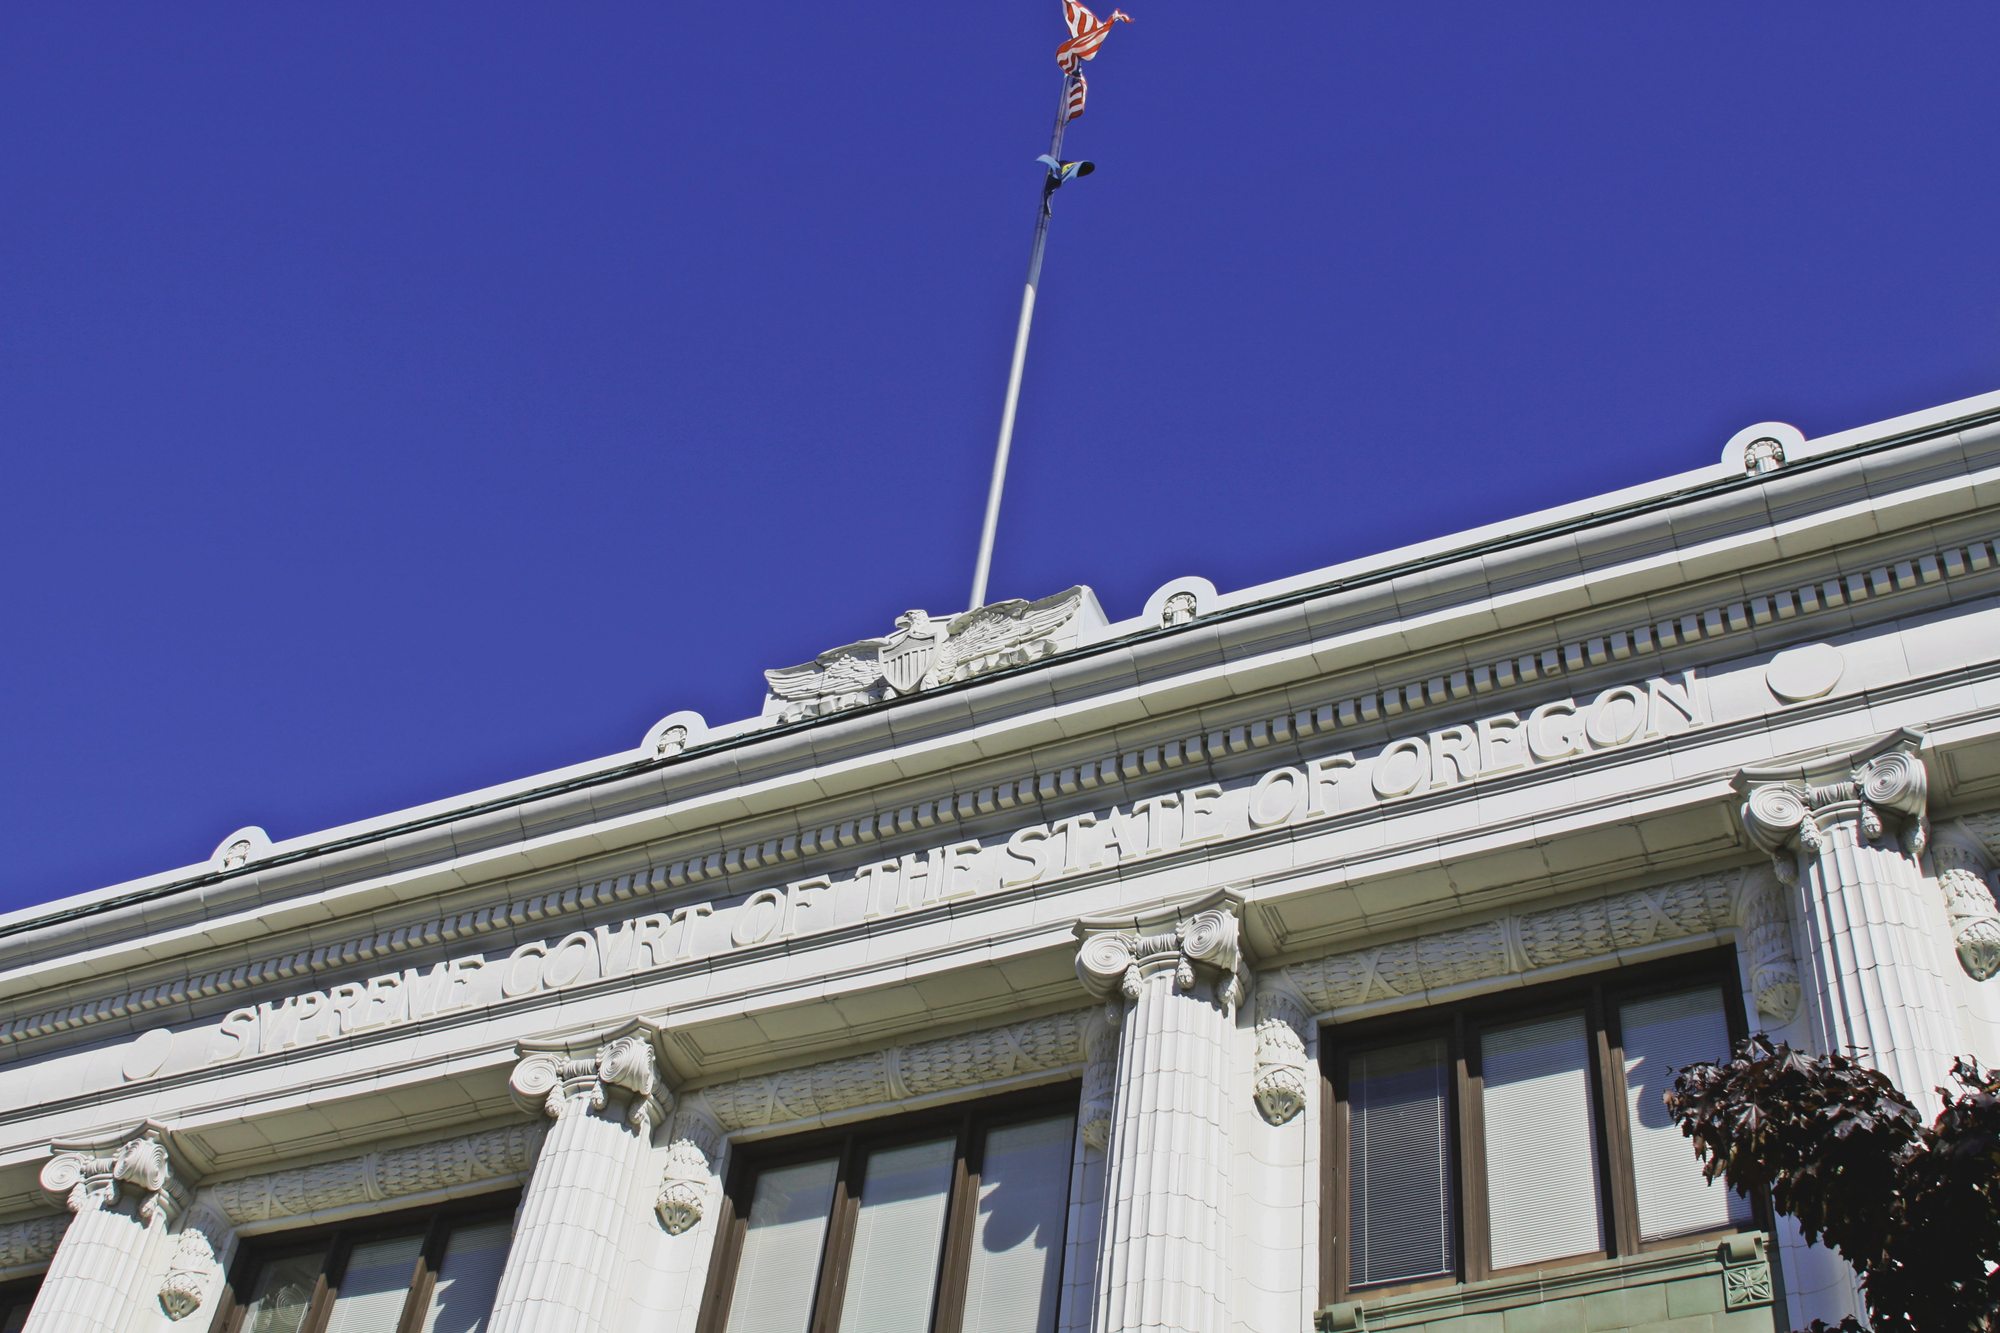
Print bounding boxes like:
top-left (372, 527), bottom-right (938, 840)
top-left (1933, 828), bottom-right (2000, 982)
top-left (1252, 986), bottom-right (1312, 1125)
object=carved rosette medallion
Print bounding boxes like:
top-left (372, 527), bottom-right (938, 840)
top-left (1932, 831), bottom-right (2000, 981)
top-left (1252, 986), bottom-right (1312, 1125)
top-left (1737, 730), bottom-right (1930, 887)
top-left (39, 1124), bottom-right (187, 1226)
top-left (510, 1026), bottom-right (671, 1134)
top-left (1075, 893), bottom-right (1244, 1023)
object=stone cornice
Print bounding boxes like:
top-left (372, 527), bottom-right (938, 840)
top-left (2, 524), bottom-right (1996, 1058)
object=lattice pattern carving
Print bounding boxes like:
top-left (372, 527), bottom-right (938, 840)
top-left (0, 1213), bottom-right (64, 1277)
top-left (206, 1125), bottom-right (539, 1225)
top-left (1285, 873), bottom-right (1738, 1014)
top-left (700, 1011), bottom-right (1090, 1132)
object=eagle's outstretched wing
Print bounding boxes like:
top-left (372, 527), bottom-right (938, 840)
top-left (764, 639), bottom-right (887, 702)
top-left (935, 587), bottom-right (1084, 683)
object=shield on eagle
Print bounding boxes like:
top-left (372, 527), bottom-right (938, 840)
top-left (880, 612), bottom-right (943, 695)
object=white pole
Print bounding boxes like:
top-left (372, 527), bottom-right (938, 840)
top-left (970, 73), bottom-right (1075, 610)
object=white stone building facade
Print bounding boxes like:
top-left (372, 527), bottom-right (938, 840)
top-left (4, 393), bottom-right (2000, 1333)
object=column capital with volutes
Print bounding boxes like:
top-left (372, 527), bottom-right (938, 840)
top-left (1735, 728), bottom-right (1929, 881)
top-left (1074, 888), bottom-right (1245, 1018)
top-left (508, 1019), bottom-right (672, 1135)
top-left (39, 1121), bottom-right (189, 1226)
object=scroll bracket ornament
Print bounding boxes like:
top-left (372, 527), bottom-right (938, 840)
top-left (39, 1121), bottom-right (188, 1228)
top-left (1932, 824), bottom-right (2000, 982)
top-left (1074, 888), bottom-right (1246, 1025)
top-left (509, 1020), bottom-right (672, 1136)
top-left (1736, 728), bottom-right (1929, 887)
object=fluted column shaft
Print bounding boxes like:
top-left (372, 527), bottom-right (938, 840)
top-left (488, 1027), bottom-right (669, 1333)
top-left (1737, 733), bottom-right (1960, 1330)
top-left (1076, 893), bottom-right (1241, 1333)
top-left (1739, 735), bottom-right (1961, 1115)
top-left (24, 1126), bottom-right (184, 1333)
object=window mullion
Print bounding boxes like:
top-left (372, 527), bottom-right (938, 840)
top-left (392, 1215), bottom-right (449, 1333)
top-left (809, 1139), bottom-right (864, 1333)
top-left (930, 1116), bottom-right (978, 1333)
top-left (1324, 1052), bottom-right (1348, 1303)
top-left (297, 1268), bottom-right (337, 1333)
top-left (1454, 1014), bottom-right (1487, 1285)
top-left (1593, 989), bottom-right (1642, 1256)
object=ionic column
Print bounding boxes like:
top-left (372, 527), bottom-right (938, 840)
top-left (1075, 891), bottom-right (1242, 1333)
top-left (24, 1122), bottom-right (188, 1333)
top-left (488, 1022), bottom-right (670, 1333)
top-left (1736, 730), bottom-right (1962, 1115)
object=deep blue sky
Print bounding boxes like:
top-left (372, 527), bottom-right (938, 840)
top-left (4, 6), bottom-right (1997, 910)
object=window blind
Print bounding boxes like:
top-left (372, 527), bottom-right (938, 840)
top-left (1620, 987), bottom-right (1749, 1240)
top-left (324, 1233), bottom-right (425, 1333)
top-left (1346, 1037), bottom-right (1455, 1288)
top-left (1481, 1012), bottom-right (1604, 1270)
top-left (723, 1157), bottom-right (840, 1333)
top-left (419, 1218), bottom-right (512, 1333)
top-left (836, 1137), bottom-right (956, 1333)
top-left (960, 1113), bottom-right (1075, 1333)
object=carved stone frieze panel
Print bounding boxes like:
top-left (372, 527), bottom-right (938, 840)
top-left (699, 1010), bottom-right (1091, 1133)
top-left (1283, 872), bottom-right (1743, 1017)
top-left (0, 1213), bottom-right (64, 1278)
top-left (204, 1124), bottom-right (540, 1226)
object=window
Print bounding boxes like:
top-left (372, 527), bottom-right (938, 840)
top-left (0, 1278), bottom-right (39, 1333)
top-left (1324, 957), bottom-right (1751, 1300)
top-left (697, 1090), bottom-right (1078, 1333)
top-left (212, 1196), bottom-right (515, 1333)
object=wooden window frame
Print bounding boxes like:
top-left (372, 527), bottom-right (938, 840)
top-left (206, 1191), bottom-right (519, 1333)
top-left (1320, 949), bottom-right (1758, 1304)
top-left (695, 1082), bottom-right (1081, 1333)
top-left (0, 1276), bottom-right (42, 1332)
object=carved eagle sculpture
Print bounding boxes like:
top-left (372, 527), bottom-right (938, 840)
top-left (763, 589), bottom-right (1086, 723)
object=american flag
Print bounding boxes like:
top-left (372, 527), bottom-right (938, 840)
top-left (1056, 1), bottom-right (1132, 122)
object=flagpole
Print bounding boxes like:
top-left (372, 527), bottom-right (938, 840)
top-left (969, 72), bottom-right (1075, 611)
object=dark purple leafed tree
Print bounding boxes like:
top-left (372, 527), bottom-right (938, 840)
top-left (1666, 1036), bottom-right (2000, 1333)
